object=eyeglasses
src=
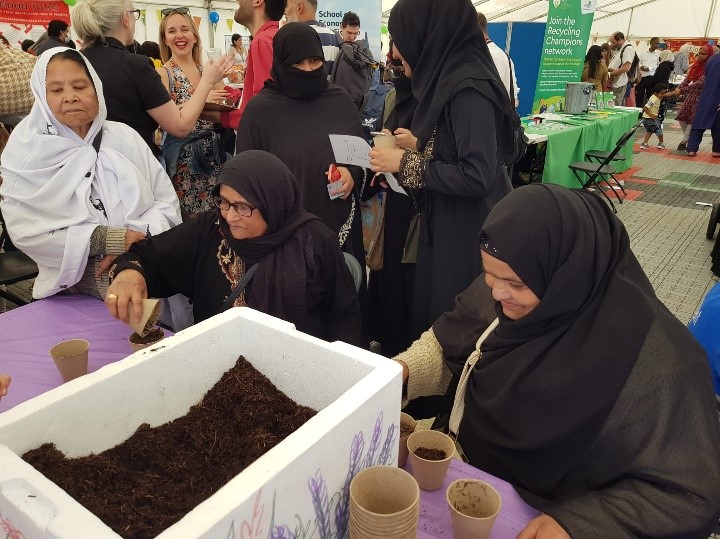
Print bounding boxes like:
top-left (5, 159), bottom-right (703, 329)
top-left (214, 196), bottom-right (257, 217)
top-left (128, 9), bottom-right (141, 20)
top-left (161, 7), bottom-right (190, 17)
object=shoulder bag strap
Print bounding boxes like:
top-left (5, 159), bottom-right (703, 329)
top-left (504, 51), bottom-right (515, 107)
top-left (448, 318), bottom-right (500, 448)
top-left (91, 129), bottom-right (103, 154)
top-left (163, 65), bottom-right (174, 95)
top-left (219, 262), bottom-right (259, 313)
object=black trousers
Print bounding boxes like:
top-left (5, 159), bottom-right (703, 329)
top-left (635, 76), bottom-right (653, 107)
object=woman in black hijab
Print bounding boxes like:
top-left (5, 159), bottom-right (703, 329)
top-left (369, 0), bottom-right (515, 342)
top-left (104, 151), bottom-right (361, 346)
top-left (236, 22), bottom-right (368, 342)
top-left (368, 47), bottom-right (419, 358)
top-left (395, 184), bottom-right (720, 537)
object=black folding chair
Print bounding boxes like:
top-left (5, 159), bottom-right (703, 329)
top-left (568, 120), bottom-right (642, 212)
top-left (0, 209), bottom-right (38, 306)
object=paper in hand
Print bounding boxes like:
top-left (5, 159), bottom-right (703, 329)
top-left (329, 134), bottom-right (408, 196)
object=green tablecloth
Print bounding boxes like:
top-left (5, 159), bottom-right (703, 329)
top-left (522, 107), bottom-right (639, 188)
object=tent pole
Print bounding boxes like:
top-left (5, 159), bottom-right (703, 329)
top-left (627, 8), bottom-right (633, 37)
top-left (206, 0), bottom-right (215, 48)
top-left (705, 0), bottom-right (719, 38)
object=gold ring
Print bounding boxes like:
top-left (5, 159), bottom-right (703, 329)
top-left (107, 294), bottom-right (118, 300)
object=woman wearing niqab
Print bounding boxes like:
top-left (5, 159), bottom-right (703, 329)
top-left (235, 22), bottom-right (368, 341)
top-left (369, 0), bottom-right (515, 342)
top-left (395, 184), bottom-right (720, 537)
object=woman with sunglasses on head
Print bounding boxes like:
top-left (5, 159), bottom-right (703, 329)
top-left (72, 0), bottom-right (233, 158)
top-left (156, 8), bottom-right (231, 216)
top-left (104, 150), bottom-right (362, 347)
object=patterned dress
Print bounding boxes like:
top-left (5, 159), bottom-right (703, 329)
top-left (676, 74), bottom-right (705, 124)
top-left (167, 60), bottom-right (224, 214)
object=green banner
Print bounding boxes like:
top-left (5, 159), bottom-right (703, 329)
top-left (532, 0), bottom-right (595, 114)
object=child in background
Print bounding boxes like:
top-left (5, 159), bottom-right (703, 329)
top-left (640, 83), bottom-right (669, 149)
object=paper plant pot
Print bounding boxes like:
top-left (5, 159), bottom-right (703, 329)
top-left (128, 327), bottom-right (165, 353)
top-left (446, 479), bottom-right (502, 539)
top-left (407, 430), bottom-right (455, 491)
top-left (398, 412), bottom-right (416, 467)
top-left (49, 339), bottom-right (89, 383)
top-left (129, 299), bottom-right (161, 338)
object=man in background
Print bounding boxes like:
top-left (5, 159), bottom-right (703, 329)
top-left (477, 12), bottom-right (519, 108)
top-left (225, 0), bottom-right (286, 131)
top-left (284, 0), bottom-right (338, 75)
top-left (608, 31), bottom-right (635, 106)
top-left (331, 11), bottom-right (376, 108)
top-left (635, 37), bottom-right (661, 106)
top-left (33, 20), bottom-right (69, 56)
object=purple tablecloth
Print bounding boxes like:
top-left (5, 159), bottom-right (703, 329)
top-left (0, 295), bottom-right (168, 413)
top-left (408, 458), bottom-right (541, 538)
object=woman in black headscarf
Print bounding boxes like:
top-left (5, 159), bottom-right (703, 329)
top-left (369, 0), bottom-right (515, 342)
top-left (395, 184), bottom-right (720, 537)
top-left (236, 22), bottom-right (368, 342)
top-left (367, 47), bottom-right (419, 358)
top-left (104, 150), bottom-right (361, 346)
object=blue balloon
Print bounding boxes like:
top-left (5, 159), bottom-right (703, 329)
top-left (209, 11), bottom-right (220, 24)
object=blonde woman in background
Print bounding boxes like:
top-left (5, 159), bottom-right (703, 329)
top-left (72, 0), bottom-right (232, 158)
top-left (156, 7), bottom-right (230, 215)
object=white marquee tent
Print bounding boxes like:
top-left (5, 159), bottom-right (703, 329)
top-left (381, 0), bottom-right (720, 40)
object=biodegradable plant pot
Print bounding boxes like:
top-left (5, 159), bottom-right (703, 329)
top-left (398, 412), bottom-right (416, 467)
top-left (128, 327), bottom-right (165, 353)
top-left (49, 339), bottom-right (89, 382)
top-left (407, 430), bottom-right (455, 491)
top-left (446, 479), bottom-right (502, 539)
top-left (129, 299), bottom-right (162, 338)
top-left (349, 465), bottom-right (419, 538)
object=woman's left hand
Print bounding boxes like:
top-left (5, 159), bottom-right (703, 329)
top-left (369, 147), bottom-right (405, 174)
top-left (326, 165), bottom-right (354, 200)
top-left (516, 515), bottom-right (571, 539)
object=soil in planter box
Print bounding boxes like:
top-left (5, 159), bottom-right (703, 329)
top-left (22, 356), bottom-right (317, 539)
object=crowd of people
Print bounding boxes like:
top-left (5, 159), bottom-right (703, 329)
top-left (1, 0), bottom-right (720, 536)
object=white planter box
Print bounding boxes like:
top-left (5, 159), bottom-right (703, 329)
top-left (0, 308), bottom-right (402, 538)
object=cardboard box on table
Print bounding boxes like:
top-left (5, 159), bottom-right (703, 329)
top-left (0, 308), bottom-right (401, 538)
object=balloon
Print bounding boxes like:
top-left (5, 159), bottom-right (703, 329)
top-left (209, 11), bottom-right (220, 24)
top-left (380, 25), bottom-right (388, 35)
top-left (64, 0), bottom-right (76, 5)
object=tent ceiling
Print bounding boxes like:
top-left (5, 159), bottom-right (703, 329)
top-left (380, 0), bottom-right (720, 38)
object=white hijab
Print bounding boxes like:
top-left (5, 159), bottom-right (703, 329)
top-left (0, 48), bottom-right (181, 298)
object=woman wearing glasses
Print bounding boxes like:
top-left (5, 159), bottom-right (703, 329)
top-left (71, 0), bottom-right (232, 158)
top-left (156, 8), bottom-right (231, 215)
top-left (104, 151), bottom-right (362, 346)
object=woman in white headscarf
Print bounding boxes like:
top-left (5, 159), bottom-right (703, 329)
top-left (0, 48), bottom-right (182, 301)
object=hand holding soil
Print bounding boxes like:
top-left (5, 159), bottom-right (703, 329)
top-left (105, 269), bottom-right (147, 324)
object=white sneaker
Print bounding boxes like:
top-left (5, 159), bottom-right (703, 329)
top-left (640, 143), bottom-right (649, 149)
top-left (657, 143), bottom-right (666, 149)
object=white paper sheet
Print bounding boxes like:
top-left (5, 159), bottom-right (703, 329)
top-left (329, 134), bottom-right (371, 168)
top-left (329, 134), bottom-right (408, 196)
